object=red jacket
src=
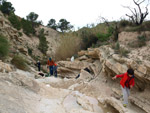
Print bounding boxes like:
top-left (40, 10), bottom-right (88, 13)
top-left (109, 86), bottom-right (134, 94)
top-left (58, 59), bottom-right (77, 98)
top-left (116, 72), bottom-right (135, 88)
top-left (47, 60), bottom-right (55, 66)
top-left (54, 63), bottom-right (57, 66)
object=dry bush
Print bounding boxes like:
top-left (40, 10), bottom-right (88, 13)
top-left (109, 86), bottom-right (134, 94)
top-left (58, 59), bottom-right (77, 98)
top-left (0, 35), bottom-right (9, 60)
top-left (111, 42), bottom-right (130, 57)
top-left (11, 55), bottom-right (29, 71)
top-left (54, 33), bottom-right (81, 61)
top-left (128, 35), bottom-right (147, 48)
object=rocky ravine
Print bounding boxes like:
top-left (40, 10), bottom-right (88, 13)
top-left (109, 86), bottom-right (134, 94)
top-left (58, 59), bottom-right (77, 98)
top-left (0, 9), bottom-right (150, 112)
top-left (1, 38), bottom-right (150, 113)
top-left (0, 61), bottom-right (115, 113)
top-left (56, 40), bottom-right (150, 113)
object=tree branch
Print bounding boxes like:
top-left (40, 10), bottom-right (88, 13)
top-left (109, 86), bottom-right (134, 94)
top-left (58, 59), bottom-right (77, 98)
top-left (143, 7), bottom-right (149, 18)
top-left (126, 14), bottom-right (135, 23)
top-left (124, 0), bottom-right (149, 25)
top-left (122, 5), bottom-right (136, 16)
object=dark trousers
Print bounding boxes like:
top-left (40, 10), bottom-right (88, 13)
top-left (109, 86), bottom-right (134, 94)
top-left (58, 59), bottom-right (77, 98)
top-left (38, 66), bottom-right (40, 71)
top-left (53, 66), bottom-right (57, 77)
top-left (49, 66), bottom-right (53, 75)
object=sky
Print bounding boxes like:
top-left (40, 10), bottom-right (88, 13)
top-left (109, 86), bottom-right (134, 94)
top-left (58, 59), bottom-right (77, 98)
top-left (7, 0), bottom-right (150, 30)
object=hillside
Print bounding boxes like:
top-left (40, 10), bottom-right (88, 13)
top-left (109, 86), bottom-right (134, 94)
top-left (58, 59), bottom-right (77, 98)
top-left (1, 7), bottom-right (150, 113)
top-left (0, 11), bottom-right (60, 63)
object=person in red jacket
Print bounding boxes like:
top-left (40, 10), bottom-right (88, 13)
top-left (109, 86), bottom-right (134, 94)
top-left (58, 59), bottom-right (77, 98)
top-left (112, 68), bottom-right (135, 107)
top-left (47, 58), bottom-right (55, 76)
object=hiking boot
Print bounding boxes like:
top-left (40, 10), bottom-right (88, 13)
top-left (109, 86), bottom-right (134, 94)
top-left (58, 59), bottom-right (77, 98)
top-left (123, 104), bottom-right (127, 107)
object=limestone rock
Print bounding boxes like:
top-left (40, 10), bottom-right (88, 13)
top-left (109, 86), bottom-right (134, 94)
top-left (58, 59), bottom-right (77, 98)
top-left (79, 70), bottom-right (93, 81)
top-left (86, 48), bottom-right (100, 59)
top-left (58, 61), bottom-right (91, 70)
top-left (137, 65), bottom-right (147, 75)
top-left (76, 55), bottom-right (89, 61)
top-left (0, 60), bottom-right (13, 73)
top-left (78, 50), bottom-right (87, 56)
top-left (112, 54), bottom-right (126, 63)
top-left (17, 46), bottom-right (28, 55)
top-left (57, 67), bottom-right (79, 78)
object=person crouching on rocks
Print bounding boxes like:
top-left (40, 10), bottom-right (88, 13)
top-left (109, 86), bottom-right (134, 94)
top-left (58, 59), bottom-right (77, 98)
top-left (112, 68), bottom-right (135, 107)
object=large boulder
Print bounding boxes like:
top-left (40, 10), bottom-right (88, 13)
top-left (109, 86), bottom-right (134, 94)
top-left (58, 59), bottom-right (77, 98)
top-left (78, 50), bottom-right (88, 57)
top-left (58, 61), bottom-right (92, 70)
top-left (86, 48), bottom-right (100, 59)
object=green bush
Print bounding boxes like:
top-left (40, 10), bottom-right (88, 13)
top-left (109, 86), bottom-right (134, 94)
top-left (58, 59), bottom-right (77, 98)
top-left (119, 20), bottom-right (133, 27)
top-left (0, 0), bottom-right (15, 15)
top-left (113, 41), bottom-right (120, 53)
top-left (21, 18), bottom-right (34, 35)
top-left (137, 35), bottom-right (146, 47)
top-left (112, 42), bottom-right (129, 57)
top-left (11, 55), bottom-right (28, 71)
top-left (128, 35), bottom-right (147, 48)
top-left (97, 26), bottom-right (114, 42)
top-left (27, 47), bottom-right (32, 56)
top-left (0, 35), bottom-right (9, 60)
top-left (97, 33), bottom-right (110, 42)
top-left (108, 26), bottom-right (114, 34)
top-left (8, 14), bottom-right (21, 30)
top-left (38, 28), bottom-right (48, 55)
top-left (77, 28), bottom-right (98, 49)
top-left (18, 32), bottom-right (23, 37)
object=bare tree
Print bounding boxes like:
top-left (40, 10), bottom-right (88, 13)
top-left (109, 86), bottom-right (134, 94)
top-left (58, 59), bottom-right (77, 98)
top-left (98, 16), bottom-right (110, 27)
top-left (123, 0), bottom-right (149, 25)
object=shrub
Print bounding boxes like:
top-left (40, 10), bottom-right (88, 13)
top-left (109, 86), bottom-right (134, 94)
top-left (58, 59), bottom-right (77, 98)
top-left (119, 20), bottom-right (133, 27)
top-left (38, 28), bottom-right (48, 55)
top-left (128, 35), bottom-right (146, 48)
top-left (8, 14), bottom-right (21, 30)
top-left (27, 47), bottom-right (32, 56)
top-left (78, 28), bottom-right (98, 49)
top-left (54, 33), bottom-right (81, 61)
top-left (119, 47), bottom-right (130, 57)
top-left (125, 25), bottom-right (144, 32)
top-left (11, 55), bottom-right (28, 71)
top-left (21, 18), bottom-right (33, 35)
top-left (142, 21), bottom-right (150, 31)
top-left (0, 0), bottom-right (15, 15)
top-left (125, 21), bottom-right (150, 32)
top-left (108, 26), bottom-right (114, 34)
top-left (112, 42), bottom-right (129, 57)
top-left (137, 35), bottom-right (146, 47)
top-left (18, 32), bottom-right (23, 37)
top-left (114, 41), bottom-right (120, 52)
top-left (97, 26), bottom-right (114, 42)
top-left (0, 35), bottom-right (9, 60)
top-left (97, 33), bottom-right (110, 42)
